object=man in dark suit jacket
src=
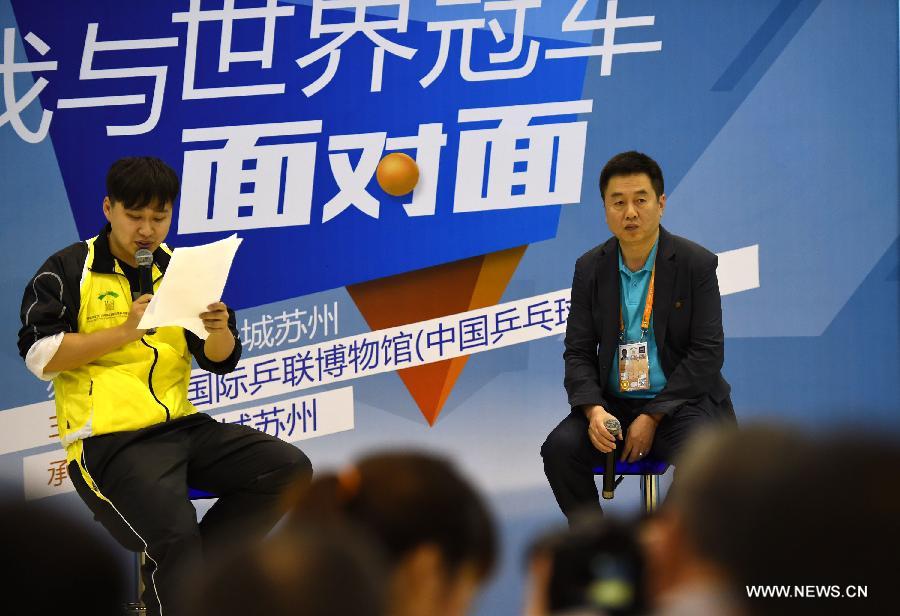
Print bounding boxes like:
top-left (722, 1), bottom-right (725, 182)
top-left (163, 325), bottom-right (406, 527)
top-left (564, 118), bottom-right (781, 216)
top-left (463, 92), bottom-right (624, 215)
top-left (542, 151), bottom-right (736, 520)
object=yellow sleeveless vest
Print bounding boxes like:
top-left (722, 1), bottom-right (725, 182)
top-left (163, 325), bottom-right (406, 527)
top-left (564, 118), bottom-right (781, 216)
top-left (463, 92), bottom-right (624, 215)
top-left (56, 235), bottom-right (198, 466)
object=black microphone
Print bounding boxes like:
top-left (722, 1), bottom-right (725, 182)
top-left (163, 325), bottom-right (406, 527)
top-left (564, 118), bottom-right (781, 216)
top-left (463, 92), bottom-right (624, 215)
top-left (602, 417), bottom-right (621, 499)
top-left (134, 249), bottom-right (156, 335)
top-left (135, 249), bottom-right (154, 296)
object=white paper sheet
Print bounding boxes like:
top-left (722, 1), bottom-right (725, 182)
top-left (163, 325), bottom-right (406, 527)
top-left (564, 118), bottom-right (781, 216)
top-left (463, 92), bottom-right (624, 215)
top-left (138, 235), bottom-right (242, 339)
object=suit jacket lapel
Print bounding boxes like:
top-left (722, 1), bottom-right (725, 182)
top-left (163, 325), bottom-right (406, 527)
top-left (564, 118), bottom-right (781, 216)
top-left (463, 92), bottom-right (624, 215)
top-left (595, 237), bottom-right (620, 348)
top-left (653, 226), bottom-right (677, 351)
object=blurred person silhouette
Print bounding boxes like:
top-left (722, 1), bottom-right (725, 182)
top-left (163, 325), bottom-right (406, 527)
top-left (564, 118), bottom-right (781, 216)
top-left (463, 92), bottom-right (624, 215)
top-left (1, 498), bottom-right (127, 616)
top-left (185, 521), bottom-right (387, 616)
top-left (639, 424), bottom-right (757, 616)
top-left (641, 423), bottom-right (897, 616)
top-left (524, 513), bottom-right (647, 616)
top-left (286, 451), bottom-right (497, 616)
top-left (724, 428), bottom-right (896, 616)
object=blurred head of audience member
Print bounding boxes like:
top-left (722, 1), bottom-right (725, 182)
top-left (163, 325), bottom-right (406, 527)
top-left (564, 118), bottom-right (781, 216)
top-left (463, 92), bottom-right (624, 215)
top-left (186, 521), bottom-right (387, 616)
top-left (642, 423), bottom-right (899, 616)
top-left (524, 513), bottom-right (647, 616)
top-left (1, 497), bottom-right (127, 616)
top-left (287, 450), bottom-right (498, 616)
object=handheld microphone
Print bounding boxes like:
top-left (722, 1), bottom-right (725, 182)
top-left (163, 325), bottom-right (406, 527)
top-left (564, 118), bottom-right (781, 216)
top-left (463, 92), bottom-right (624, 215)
top-left (135, 249), bottom-right (154, 296)
top-left (602, 417), bottom-right (621, 499)
top-left (134, 249), bottom-right (156, 335)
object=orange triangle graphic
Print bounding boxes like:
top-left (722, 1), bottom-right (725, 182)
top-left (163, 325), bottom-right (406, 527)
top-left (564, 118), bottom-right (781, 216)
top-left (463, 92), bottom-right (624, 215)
top-left (347, 246), bottom-right (526, 425)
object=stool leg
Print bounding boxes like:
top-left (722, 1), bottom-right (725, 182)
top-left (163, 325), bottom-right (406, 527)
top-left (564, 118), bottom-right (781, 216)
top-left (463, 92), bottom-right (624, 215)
top-left (640, 474), bottom-right (660, 513)
top-left (138, 552), bottom-right (146, 605)
top-left (123, 552), bottom-right (146, 615)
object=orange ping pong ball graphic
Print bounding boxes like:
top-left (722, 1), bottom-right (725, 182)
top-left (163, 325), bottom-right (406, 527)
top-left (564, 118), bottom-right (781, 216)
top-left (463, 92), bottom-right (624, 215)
top-left (376, 152), bottom-right (419, 196)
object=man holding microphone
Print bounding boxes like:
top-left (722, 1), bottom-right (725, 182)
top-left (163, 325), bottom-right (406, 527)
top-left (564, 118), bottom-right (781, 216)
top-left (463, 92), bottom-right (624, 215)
top-left (18, 157), bottom-right (312, 616)
top-left (541, 151), bottom-right (736, 521)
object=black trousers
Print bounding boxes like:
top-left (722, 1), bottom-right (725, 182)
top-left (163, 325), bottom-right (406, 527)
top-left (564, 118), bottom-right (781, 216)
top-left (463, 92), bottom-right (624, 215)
top-left (69, 414), bottom-right (312, 616)
top-left (541, 395), bottom-right (735, 521)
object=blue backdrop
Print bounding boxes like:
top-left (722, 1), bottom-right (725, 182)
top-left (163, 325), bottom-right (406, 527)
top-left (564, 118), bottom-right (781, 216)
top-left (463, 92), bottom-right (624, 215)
top-left (1, 1), bottom-right (897, 613)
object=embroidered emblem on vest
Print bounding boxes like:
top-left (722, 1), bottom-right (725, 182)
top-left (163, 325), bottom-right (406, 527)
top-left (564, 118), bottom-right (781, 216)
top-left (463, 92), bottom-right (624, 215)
top-left (98, 291), bottom-right (119, 312)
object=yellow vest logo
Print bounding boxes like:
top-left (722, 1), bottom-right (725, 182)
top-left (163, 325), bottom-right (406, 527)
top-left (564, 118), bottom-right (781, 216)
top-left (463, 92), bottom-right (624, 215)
top-left (97, 291), bottom-right (119, 313)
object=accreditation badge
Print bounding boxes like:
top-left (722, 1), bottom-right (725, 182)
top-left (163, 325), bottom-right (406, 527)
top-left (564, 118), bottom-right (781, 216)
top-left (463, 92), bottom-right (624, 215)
top-left (618, 342), bottom-right (650, 392)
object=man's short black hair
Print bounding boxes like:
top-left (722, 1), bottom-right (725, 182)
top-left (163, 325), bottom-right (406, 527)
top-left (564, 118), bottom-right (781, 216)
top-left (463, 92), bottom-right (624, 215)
top-left (106, 157), bottom-right (180, 211)
top-left (599, 151), bottom-right (664, 200)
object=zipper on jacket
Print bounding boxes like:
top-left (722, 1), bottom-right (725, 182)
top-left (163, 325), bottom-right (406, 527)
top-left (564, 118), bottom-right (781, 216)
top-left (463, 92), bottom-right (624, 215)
top-left (140, 338), bottom-right (171, 422)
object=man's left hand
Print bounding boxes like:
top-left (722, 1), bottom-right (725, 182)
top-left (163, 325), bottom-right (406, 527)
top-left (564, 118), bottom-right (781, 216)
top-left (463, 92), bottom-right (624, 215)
top-left (621, 413), bottom-right (659, 463)
top-left (200, 302), bottom-right (230, 336)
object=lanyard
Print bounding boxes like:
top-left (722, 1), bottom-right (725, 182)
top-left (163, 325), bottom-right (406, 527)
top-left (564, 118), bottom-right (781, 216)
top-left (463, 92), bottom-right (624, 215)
top-left (619, 264), bottom-right (655, 341)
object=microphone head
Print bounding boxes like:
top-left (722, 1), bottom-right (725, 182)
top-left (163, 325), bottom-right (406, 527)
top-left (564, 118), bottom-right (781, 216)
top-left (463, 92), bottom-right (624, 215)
top-left (134, 249), bottom-right (153, 268)
top-left (603, 417), bottom-right (621, 436)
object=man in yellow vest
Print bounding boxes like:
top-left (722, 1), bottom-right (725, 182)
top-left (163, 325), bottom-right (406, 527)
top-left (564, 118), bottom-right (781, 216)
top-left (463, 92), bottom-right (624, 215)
top-left (18, 157), bottom-right (312, 616)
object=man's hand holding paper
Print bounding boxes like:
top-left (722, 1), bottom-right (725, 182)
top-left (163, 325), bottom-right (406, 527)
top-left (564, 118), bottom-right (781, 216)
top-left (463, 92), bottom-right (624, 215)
top-left (138, 235), bottom-right (242, 339)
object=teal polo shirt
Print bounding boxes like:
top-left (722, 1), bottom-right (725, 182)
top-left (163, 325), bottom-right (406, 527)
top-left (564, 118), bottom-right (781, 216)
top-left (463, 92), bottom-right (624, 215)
top-left (608, 240), bottom-right (667, 399)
